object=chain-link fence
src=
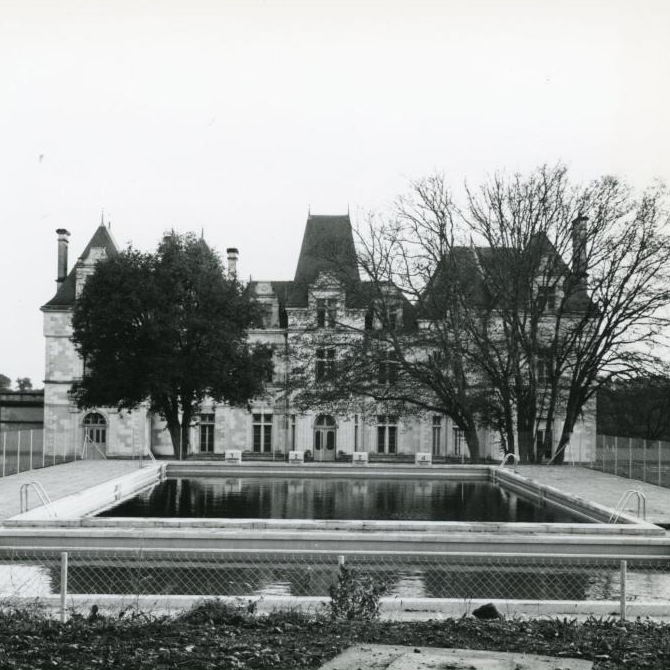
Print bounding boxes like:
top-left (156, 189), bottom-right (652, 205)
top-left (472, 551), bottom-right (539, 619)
top-left (1, 548), bottom-right (669, 620)
top-left (586, 434), bottom-right (670, 489)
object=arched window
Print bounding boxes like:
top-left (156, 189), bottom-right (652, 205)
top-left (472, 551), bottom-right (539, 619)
top-left (83, 412), bottom-right (107, 445)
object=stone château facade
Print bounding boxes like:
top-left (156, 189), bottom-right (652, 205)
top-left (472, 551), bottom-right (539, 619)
top-left (41, 214), bottom-right (595, 461)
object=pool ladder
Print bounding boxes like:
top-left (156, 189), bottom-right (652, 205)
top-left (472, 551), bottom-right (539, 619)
top-left (19, 481), bottom-right (57, 518)
top-left (497, 453), bottom-right (517, 473)
top-left (609, 489), bottom-right (646, 523)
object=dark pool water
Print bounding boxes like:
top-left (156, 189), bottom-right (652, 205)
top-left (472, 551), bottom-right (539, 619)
top-left (97, 477), bottom-right (586, 523)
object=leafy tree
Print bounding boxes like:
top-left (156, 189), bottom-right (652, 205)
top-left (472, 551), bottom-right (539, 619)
top-left (0, 373), bottom-right (10, 391)
top-left (71, 232), bottom-right (271, 459)
top-left (15, 377), bottom-right (33, 392)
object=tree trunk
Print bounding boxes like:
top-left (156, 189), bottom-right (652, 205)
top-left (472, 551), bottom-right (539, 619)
top-left (517, 429), bottom-right (534, 463)
top-left (553, 432), bottom-right (570, 464)
top-left (464, 418), bottom-right (481, 463)
top-left (164, 403), bottom-right (192, 461)
top-left (164, 411), bottom-right (182, 460)
top-left (180, 405), bottom-right (192, 460)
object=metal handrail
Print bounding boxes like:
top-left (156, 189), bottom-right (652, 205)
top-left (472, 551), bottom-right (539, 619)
top-left (497, 453), bottom-right (517, 471)
top-left (19, 481), bottom-right (57, 517)
top-left (80, 435), bottom-right (107, 460)
top-left (609, 489), bottom-right (647, 523)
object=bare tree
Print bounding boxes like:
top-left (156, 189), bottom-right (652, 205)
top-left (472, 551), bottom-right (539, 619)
top-left (289, 166), bottom-right (670, 465)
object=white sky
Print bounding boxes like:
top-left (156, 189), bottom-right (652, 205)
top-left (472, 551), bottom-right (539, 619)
top-left (1, 0), bottom-right (669, 386)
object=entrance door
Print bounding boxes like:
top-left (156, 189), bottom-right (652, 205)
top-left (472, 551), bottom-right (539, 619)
top-left (314, 415), bottom-right (337, 461)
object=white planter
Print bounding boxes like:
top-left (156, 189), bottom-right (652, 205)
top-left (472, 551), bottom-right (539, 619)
top-left (224, 450), bottom-right (242, 464)
top-left (352, 452), bottom-right (369, 465)
top-left (288, 450), bottom-right (305, 464)
top-left (415, 452), bottom-right (432, 466)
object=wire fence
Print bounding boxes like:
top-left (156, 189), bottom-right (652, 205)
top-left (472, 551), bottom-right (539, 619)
top-left (0, 429), bottom-right (156, 480)
top-left (586, 434), bottom-right (670, 489)
top-left (1, 548), bottom-right (669, 620)
top-left (0, 429), bottom-right (99, 479)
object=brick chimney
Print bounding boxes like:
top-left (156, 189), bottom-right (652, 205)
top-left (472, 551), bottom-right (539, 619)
top-left (56, 228), bottom-right (70, 288)
top-left (571, 215), bottom-right (588, 280)
top-left (226, 247), bottom-right (239, 280)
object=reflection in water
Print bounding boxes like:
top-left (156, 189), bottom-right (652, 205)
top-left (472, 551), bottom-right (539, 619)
top-left (99, 477), bottom-right (583, 523)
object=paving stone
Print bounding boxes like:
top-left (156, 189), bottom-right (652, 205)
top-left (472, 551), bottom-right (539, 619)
top-left (0, 461), bottom-right (142, 521)
top-left (516, 465), bottom-right (670, 525)
top-left (318, 645), bottom-right (593, 670)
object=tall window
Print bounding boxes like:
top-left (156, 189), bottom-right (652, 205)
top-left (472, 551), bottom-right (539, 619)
top-left (377, 415), bottom-right (397, 454)
top-left (253, 413), bottom-right (273, 453)
top-left (432, 415), bottom-right (442, 455)
top-left (83, 412), bottom-right (106, 445)
top-left (378, 351), bottom-right (398, 385)
top-left (316, 298), bottom-right (337, 328)
top-left (315, 348), bottom-right (336, 381)
top-left (265, 350), bottom-right (275, 383)
top-left (537, 286), bottom-right (556, 311)
top-left (354, 413), bottom-right (359, 452)
top-left (452, 427), bottom-right (464, 456)
top-left (199, 413), bottom-right (215, 453)
top-left (536, 354), bottom-right (551, 384)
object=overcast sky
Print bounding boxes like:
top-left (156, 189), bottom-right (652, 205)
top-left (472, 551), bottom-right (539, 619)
top-left (1, 0), bottom-right (669, 387)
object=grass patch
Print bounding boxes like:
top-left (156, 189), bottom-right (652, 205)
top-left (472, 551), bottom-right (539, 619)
top-left (0, 601), bottom-right (668, 669)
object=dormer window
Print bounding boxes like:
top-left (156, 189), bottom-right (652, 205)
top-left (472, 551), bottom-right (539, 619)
top-left (387, 304), bottom-right (401, 330)
top-left (316, 298), bottom-right (337, 328)
top-left (537, 286), bottom-right (556, 312)
top-left (260, 303), bottom-right (274, 328)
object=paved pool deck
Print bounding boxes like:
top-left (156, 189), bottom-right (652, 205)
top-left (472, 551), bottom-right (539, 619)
top-left (516, 465), bottom-right (670, 526)
top-left (0, 461), bottom-right (142, 521)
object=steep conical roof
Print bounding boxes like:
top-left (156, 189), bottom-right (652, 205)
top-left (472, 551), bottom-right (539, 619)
top-left (42, 224), bottom-right (119, 309)
top-left (289, 214), bottom-right (360, 306)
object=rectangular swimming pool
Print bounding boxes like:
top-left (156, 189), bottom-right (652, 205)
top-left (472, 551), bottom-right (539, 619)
top-left (97, 476), bottom-right (589, 523)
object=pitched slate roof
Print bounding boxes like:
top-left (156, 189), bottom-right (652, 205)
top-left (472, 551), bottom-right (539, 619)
top-left (42, 224), bottom-right (120, 309)
top-left (419, 233), bottom-right (593, 318)
top-left (288, 214), bottom-right (360, 307)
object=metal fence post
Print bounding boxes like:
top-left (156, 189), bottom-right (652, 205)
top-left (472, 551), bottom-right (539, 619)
top-left (60, 551), bottom-right (69, 623)
top-left (338, 555), bottom-right (346, 567)
top-left (2, 431), bottom-right (5, 478)
top-left (614, 436), bottom-right (618, 476)
top-left (659, 441), bottom-right (662, 488)
top-left (620, 559), bottom-right (627, 621)
top-left (42, 430), bottom-right (45, 469)
top-left (629, 437), bottom-right (632, 479)
top-left (16, 431), bottom-right (21, 474)
top-left (643, 439), bottom-right (646, 483)
top-left (29, 430), bottom-right (33, 472)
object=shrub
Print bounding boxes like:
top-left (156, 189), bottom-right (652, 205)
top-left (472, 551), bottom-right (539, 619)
top-left (328, 564), bottom-right (385, 621)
